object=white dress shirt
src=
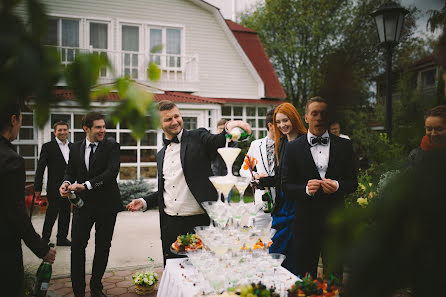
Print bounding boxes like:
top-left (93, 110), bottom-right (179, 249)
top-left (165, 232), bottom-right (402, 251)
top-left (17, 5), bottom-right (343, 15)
top-left (141, 130), bottom-right (204, 216)
top-left (55, 137), bottom-right (69, 164)
top-left (305, 131), bottom-right (339, 196)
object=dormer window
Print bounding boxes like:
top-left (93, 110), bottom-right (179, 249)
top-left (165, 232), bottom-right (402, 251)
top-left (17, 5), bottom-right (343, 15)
top-left (46, 18), bottom-right (80, 66)
top-left (148, 27), bottom-right (182, 68)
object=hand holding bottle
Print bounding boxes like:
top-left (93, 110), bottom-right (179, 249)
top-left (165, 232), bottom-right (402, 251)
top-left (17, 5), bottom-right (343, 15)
top-left (225, 120), bottom-right (252, 141)
top-left (43, 247), bottom-right (56, 264)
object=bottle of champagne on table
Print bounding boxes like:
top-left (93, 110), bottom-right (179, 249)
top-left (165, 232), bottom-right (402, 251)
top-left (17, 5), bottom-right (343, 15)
top-left (226, 127), bottom-right (250, 142)
top-left (32, 243), bottom-right (54, 297)
top-left (262, 190), bottom-right (272, 213)
top-left (68, 191), bottom-right (84, 208)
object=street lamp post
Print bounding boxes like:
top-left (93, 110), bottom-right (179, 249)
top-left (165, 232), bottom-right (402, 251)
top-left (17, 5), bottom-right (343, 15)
top-left (370, 2), bottom-right (408, 139)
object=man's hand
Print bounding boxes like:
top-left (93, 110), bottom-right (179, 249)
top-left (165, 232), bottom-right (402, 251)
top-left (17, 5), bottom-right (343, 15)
top-left (59, 183), bottom-right (70, 197)
top-left (43, 247), bottom-right (56, 264)
top-left (34, 191), bottom-right (41, 199)
top-left (68, 183), bottom-right (86, 193)
top-left (127, 199), bottom-right (144, 211)
top-left (307, 179), bottom-right (321, 196)
top-left (321, 178), bottom-right (338, 194)
top-left (226, 120), bottom-right (252, 135)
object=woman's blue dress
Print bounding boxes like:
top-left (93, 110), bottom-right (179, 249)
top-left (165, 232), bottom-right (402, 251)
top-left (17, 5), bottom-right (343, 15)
top-left (266, 137), bottom-right (298, 275)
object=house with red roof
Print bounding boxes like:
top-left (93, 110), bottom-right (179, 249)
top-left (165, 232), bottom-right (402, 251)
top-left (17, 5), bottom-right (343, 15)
top-left (14, 0), bottom-right (286, 183)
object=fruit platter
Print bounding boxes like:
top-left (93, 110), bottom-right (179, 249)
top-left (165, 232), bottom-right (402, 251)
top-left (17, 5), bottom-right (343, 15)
top-left (170, 233), bottom-right (204, 255)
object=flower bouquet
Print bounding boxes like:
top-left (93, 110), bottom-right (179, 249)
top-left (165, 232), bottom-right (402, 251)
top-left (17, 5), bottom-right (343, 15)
top-left (132, 258), bottom-right (158, 295)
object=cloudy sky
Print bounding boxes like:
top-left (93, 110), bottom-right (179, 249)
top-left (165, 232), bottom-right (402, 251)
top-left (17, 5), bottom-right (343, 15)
top-left (207, 0), bottom-right (444, 37)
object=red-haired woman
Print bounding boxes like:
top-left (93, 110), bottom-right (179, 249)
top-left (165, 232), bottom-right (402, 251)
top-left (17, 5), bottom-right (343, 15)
top-left (255, 102), bottom-right (307, 274)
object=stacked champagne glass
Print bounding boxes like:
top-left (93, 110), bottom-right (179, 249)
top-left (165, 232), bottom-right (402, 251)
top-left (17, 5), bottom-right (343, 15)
top-left (187, 135), bottom-right (291, 294)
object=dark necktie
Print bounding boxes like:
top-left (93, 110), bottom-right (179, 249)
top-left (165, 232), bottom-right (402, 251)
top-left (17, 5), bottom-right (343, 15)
top-left (163, 136), bottom-right (179, 146)
top-left (310, 136), bottom-right (329, 146)
top-left (89, 143), bottom-right (96, 170)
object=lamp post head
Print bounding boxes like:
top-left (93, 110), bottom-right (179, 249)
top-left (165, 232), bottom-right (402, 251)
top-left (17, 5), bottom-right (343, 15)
top-left (370, 2), bottom-right (409, 46)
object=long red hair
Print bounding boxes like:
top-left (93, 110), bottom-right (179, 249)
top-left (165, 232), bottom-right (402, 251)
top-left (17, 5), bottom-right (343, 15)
top-left (273, 103), bottom-right (307, 164)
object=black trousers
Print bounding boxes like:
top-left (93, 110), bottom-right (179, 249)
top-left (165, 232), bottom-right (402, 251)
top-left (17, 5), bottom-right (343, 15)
top-left (42, 192), bottom-right (71, 241)
top-left (71, 206), bottom-right (117, 297)
top-left (160, 212), bottom-right (209, 266)
top-left (294, 208), bottom-right (343, 279)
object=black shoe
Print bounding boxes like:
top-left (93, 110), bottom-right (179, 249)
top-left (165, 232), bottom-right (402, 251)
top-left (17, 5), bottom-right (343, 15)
top-left (56, 238), bottom-right (71, 246)
top-left (91, 291), bottom-right (107, 297)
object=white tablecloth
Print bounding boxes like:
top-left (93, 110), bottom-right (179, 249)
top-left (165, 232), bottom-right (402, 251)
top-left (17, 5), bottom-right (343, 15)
top-left (157, 258), bottom-right (299, 297)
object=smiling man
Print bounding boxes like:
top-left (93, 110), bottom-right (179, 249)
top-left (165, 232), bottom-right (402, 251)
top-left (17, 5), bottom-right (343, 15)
top-left (281, 96), bottom-right (357, 279)
top-left (34, 121), bottom-right (72, 246)
top-left (127, 100), bottom-right (251, 264)
top-left (59, 112), bottom-right (122, 297)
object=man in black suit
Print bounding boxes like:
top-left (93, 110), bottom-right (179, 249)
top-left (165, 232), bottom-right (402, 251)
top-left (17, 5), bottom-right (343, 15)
top-left (282, 97), bottom-right (357, 279)
top-left (0, 101), bottom-right (56, 297)
top-left (127, 100), bottom-right (251, 264)
top-left (35, 121), bottom-right (72, 246)
top-left (59, 112), bottom-right (122, 297)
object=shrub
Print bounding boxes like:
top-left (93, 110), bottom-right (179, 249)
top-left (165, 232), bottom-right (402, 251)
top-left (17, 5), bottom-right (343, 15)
top-left (119, 179), bottom-right (157, 209)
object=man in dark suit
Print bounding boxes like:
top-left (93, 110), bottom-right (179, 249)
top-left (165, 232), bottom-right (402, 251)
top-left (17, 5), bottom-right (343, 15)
top-left (0, 101), bottom-right (56, 297)
top-left (127, 100), bottom-right (251, 264)
top-left (282, 97), bottom-right (357, 279)
top-left (35, 121), bottom-right (72, 246)
top-left (59, 112), bottom-right (122, 297)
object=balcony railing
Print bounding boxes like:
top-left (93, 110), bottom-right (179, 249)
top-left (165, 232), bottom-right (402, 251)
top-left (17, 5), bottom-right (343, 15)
top-left (53, 46), bottom-right (199, 92)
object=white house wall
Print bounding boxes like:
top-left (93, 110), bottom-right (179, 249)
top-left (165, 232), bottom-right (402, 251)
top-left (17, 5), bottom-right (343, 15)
top-left (17, 0), bottom-right (261, 99)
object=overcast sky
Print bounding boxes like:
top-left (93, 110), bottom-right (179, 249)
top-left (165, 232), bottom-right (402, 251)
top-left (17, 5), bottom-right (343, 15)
top-left (207, 0), bottom-right (444, 37)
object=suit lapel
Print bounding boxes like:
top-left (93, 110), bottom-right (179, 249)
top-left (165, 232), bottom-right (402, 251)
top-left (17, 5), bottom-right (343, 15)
top-left (80, 139), bottom-right (87, 173)
top-left (53, 139), bottom-right (67, 164)
top-left (180, 130), bottom-right (188, 170)
top-left (325, 134), bottom-right (338, 178)
top-left (259, 138), bottom-right (269, 174)
top-left (304, 135), bottom-right (322, 179)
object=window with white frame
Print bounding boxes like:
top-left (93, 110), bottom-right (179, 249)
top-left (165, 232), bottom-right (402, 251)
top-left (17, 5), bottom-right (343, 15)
top-left (121, 25), bottom-right (140, 79)
top-left (12, 112), bottom-right (38, 182)
top-left (148, 27), bottom-right (182, 68)
top-left (46, 18), bottom-right (80, 66)
top-left (89, 21), bottom-right (109, 77)
top-left (49, 112), bottom-right (158, 181)
top-left (221, 106), bottom-right (268, 139)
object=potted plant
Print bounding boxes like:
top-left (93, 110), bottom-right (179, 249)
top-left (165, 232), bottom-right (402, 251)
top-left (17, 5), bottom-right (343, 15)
top-left (132, 258), bottom-right (158, 295)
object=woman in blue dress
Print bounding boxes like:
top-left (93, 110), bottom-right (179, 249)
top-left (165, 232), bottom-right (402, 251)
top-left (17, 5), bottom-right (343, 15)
top-left (256, 102), bottom-right (307, 275)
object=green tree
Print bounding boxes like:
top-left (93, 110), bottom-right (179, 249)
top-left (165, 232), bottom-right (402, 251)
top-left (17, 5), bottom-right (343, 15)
top-left (240, 0), bottom-right (352, 106)
top-left (0, 0), bottom-right (159, 138)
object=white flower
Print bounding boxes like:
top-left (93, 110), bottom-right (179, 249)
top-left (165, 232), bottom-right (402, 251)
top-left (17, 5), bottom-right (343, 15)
top-left (143, 277), bottom-right (149, 283)
top-left (148, 280), bottom-right (153, 286)
top-left (149, 275), bottom-right (153, 280)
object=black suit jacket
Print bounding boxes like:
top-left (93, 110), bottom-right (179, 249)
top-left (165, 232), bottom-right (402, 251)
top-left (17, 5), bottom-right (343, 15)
top-left (282, 133), bottom-right (357, 218)
top-left (144, 128), bottom-right (226, 220)
top-left (64, 137), bottom-right (123, 213)
top-left (0, 136), bottom-right (49, 270)
top-left (34, 139), bottom-right (70, 196)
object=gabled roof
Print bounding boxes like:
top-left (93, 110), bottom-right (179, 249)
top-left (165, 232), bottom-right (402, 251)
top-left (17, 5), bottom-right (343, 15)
top-left (225, 19), bottom-right (287, 99)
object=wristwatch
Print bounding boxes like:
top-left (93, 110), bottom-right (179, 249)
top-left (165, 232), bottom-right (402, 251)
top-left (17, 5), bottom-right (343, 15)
top-left (82, 183), bottom-right (88, 190)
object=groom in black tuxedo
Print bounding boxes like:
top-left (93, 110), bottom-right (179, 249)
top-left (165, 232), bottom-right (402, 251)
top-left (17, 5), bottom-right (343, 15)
top-left (127, 100), bottom-right (251, 265)
top-left (282, 97), bottom-right (357, 279)
top-left (59, 112), bottom-right (122, 297)
top-left (34, 121), bottom-right (72, 246)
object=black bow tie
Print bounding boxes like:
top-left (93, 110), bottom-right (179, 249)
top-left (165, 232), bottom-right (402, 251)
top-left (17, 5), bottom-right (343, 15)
top-left (310, 136), bottom-right (329, 146)
top-left (163, 136), bottom-right (180, 146)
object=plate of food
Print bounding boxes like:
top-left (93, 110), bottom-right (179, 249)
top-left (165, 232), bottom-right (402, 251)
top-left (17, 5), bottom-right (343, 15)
top-left (170, 233), bottom-right (204, 255)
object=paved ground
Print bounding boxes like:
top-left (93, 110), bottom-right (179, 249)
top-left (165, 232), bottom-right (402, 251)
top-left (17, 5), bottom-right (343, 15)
top-left (23, 209), bottom-right (164, 296)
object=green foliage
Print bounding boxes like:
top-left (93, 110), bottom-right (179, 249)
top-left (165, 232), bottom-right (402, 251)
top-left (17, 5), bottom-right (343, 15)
top-left (118, 179), bottom-right (157, 209)
top-left (1, 0), bottom-right (159, 138)
top-left (427, 2), bottom-right (446, 33)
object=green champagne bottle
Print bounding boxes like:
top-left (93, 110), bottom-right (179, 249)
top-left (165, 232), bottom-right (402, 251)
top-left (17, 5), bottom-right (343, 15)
top-left (262, 190), bottom-right (272, 213)
top-left (33, 243), bottom-right (54, 297)
top-left (68, 191), bottom-right (84, 208)
top-left (226, 127), bottom-right (250, 141)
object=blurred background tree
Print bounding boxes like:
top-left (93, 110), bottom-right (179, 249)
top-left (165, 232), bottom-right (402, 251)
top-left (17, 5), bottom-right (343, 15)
top-left (0, 0), bottom-right (159, 138)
